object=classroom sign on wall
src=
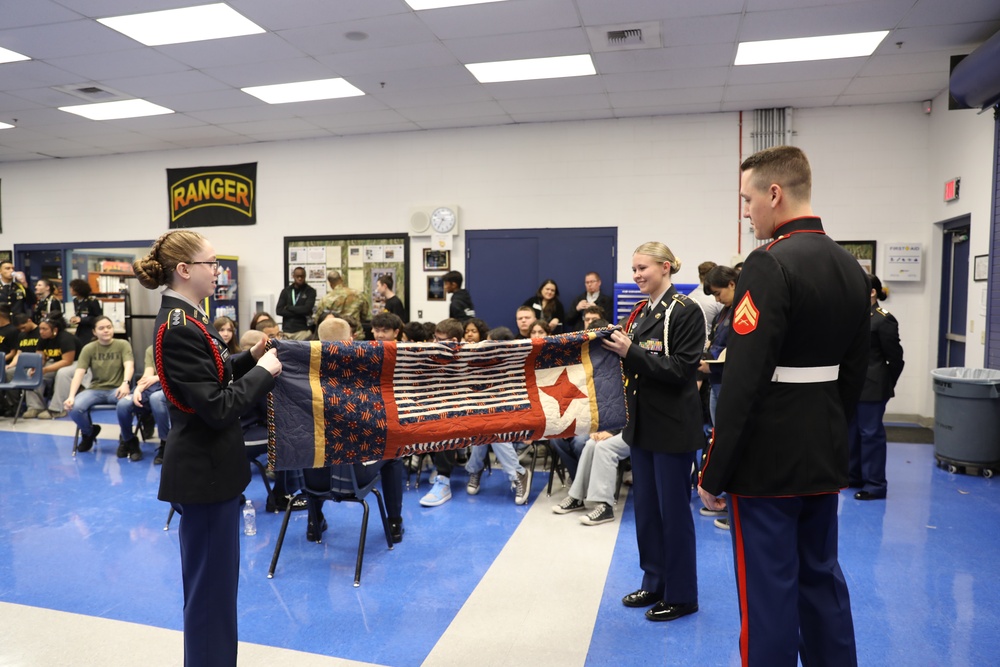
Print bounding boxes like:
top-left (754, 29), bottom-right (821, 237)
top-left (167, 162), bottom-right (257, 228)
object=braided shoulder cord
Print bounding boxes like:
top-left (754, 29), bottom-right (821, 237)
top-left (154, 314), bottom-right (226, 414)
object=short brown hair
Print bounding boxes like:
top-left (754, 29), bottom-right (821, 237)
top-left (435, 318), bottom-right (464, 341)
top-left (740, 145), bottom-right (811, 203)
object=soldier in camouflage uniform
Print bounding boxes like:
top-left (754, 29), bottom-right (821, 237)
top-left (314, 270), bottom-right (371, 339)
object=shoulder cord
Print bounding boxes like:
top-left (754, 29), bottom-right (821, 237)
top-left (662, 299), bottom-right (678, 356)
top-left (154, 314), bottom-right (225, 414)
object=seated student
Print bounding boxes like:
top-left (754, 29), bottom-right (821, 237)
top-left (7, 313), bottom-right (41, 373)
top-left (581, 306), bottom-right (606, 330)
top-left (463, 317), bottom-right (489, 344)
top-left (419, 318), bottom-right (466, 508)
top-left (401, 321), bottom-right (428, 342)
top-left (64, 316), bottom-right (134, 454)
top-left (248, 311), bottom-right (273, 334)
top-left (552, 430), bottom-right (629, 525)
top-left (465, 328), bottom-right (532, 505)
top-left (514, 306), bottom-right (535, 339)
top-left (528, 319), bottom-right (550, 339)
top-left (23, 316), bottom-right (77, 419)
top-left (254, 317), bottom-right (281, 340)
top-left (116, 344), bottom-right (171, 464)
top-left (368, 312), bottom-right (406, 542)
top-left (0, 306), bottom-right (19, 416)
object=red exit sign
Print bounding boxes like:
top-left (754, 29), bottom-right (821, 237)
top-left (944, 177), bottom-right (960, 202)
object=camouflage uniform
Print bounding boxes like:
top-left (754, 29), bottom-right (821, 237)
top-left (316, 284), bottom-right (371, 338)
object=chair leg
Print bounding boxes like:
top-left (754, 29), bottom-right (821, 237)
top-left (354, 499), bottom-right (370, 587)
top-left (250, 459), bottom-right (273, 498)
top-left (72, 427), bottom-right (80, 456)
top-left (267, 498), bottom-right (297, 579)
top-left (371, 488), bottom-right (393, 549)
top-left (164, 506), bottom-right (175, 530)
top-left (11, 391), bottom-right (25, 426)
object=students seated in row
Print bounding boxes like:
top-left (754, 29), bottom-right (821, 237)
top-left (22, 316), bottom-right (78, 419)
top-left (64, 316), bottom-right (134, 454)
top-left (116, 345), bottom-right (171, 463)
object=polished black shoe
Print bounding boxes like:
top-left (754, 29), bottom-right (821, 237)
top-left (645, 601), bottom-right (699, 622)
top-left (389, 518), bottom-right (404, 544)
top-left (77, 424), bottom-right (102, 453)
top-left (854, 490), bottom-right (886, 501)
top-left (622, 589), bottom-right (661, 608)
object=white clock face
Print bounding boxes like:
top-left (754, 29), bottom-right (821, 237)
top-left (430, 207), bottom-right (456, 233)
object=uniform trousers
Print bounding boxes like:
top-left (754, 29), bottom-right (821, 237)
top-left (380, 459), bottom-right (404, 520)
top-left (729, 494), bottom-right (857, 667)
top-left (173, 497), bottom-right (242, 667)
top-left (847, 400), bottom-right (888, 497)
top-left (629, 446), bottom-right (697, 604)
top-left (570, 433), bottom-right (629, 506)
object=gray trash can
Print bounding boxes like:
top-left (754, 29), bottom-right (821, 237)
top-left (931, 367), bottom-right (1000, 475)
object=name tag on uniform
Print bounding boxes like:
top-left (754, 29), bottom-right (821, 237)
top-left (639, 339), bottom-right (663, 353)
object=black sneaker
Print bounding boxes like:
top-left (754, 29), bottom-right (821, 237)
top-left (552, 496), bottom-right (586, 514)
top-left (126, 437), bottom-right (143, 462)
top-left (77, 424), bottom-right (101, 453)
top-left (154, 442), bottom-right (165, 465)
top-left (389, 518), bottom-right (404, 544)
top-left (116, 439), bottom-right (129, 458)
top-left (580, 502), bottom-right (614, 526)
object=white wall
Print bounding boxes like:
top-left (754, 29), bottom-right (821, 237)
top-left (0, 102), bottom-right (994, 417)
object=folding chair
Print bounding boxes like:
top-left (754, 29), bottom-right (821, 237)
top-left (268, 461), bottom-right (393, 586)
top-left (0, 353), bottom-right (44, 426)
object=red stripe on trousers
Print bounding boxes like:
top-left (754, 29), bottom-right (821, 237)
top-left (731, 495), bottom-right (750, 667)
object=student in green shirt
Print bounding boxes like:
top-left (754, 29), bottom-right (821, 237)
top-left (65, 315), bottom-right (134, 454)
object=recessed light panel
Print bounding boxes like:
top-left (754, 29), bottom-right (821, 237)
top-left (242, 78), bottom-right (365, 104)
top-left (735, 31), bottom-right (889, 66)
top-left (0, 122), bottom-right (14, 129)
top-left (406, 0), bottom-right (508, 9)
top-left (98, 3), bottom-right (265, 46)
top-left (59, 99), bottom-right (174, 120)
top-left (0, 46), bottom-right (30, 64)
top-left (467, 54), bottom-right (596, 83)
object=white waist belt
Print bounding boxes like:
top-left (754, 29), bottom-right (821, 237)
top-left (771, 365), bottom-right (840, 383)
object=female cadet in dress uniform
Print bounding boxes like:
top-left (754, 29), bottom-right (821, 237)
top-left (849, 274), bottom-right (904, 500)
top-left (603, 241), bottom-right (706, 622)
top-left (133, 230), bottom-right (281, 667)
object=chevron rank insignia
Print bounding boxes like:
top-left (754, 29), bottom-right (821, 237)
top-left (168, 308), bottom-right (188, 328)
top-left (733, 292), bottom-right (759, 335)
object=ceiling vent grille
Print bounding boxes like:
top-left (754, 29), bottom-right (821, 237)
top-left (53, 83), bottom-right (131, 102)
top-left (587, 21), bottom-right (662, 53)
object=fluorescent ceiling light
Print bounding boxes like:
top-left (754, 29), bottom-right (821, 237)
top-left (0, 46), bottom-right (30, 64)
top-left (59, 99), bottom-right (174, 121)
top-left (98, 3), bottom-right (264, 46)
top-left (467, 54), bottom-right (596, 83)
top-left (735, 31), bottom-right (889, 66)
top-left (406, 0), bottom-right (508, 9)
top-left (0, 122), bottom-right (14, 129)
top-left (242, 78), bottom-right (365, 104)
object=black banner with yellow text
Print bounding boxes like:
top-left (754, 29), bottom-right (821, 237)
top-left (167, 162), bottom-right (256, 228)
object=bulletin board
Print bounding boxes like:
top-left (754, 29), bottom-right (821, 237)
top-left (283, 234), bottom-right (409, 317)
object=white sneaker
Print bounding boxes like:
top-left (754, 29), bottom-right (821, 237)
top-left (699, 506), bottom-right (727, 517)
top-left (419, 476), bottom-right (452, 507)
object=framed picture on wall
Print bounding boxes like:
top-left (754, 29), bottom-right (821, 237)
top-left (423, 249), bottom-right (450, 271)
top-left (973, 254), bottom-right (989, 282)
top-left (836, 240), bottom-right (877, 274)
top-left (427, 275), bottom-right (446, 301)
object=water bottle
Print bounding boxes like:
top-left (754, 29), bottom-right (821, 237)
top-left (243, 499), bottom-right (257, 536)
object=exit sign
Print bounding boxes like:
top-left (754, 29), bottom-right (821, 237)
top-left (944, 177), bottom-right (960, 202)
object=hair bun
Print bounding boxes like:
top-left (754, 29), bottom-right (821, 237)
top-left (133, 256), bottom-right (164, 289)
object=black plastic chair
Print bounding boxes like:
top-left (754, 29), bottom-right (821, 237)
top-left (0, 353), bottom-right (44, 425)
top-left (268, 461), bottom-right (393, 587)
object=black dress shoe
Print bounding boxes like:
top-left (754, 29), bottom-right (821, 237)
top-left (622, 589), bottom-right (661, 608)
top-left (389, 518), bottom-right (404, 544)
top-left (306, 518), bottom-right (328, 543)
top-left (854, 490), bottom-right (886, 501)
top-left (645, 601), bottom-right (699, 622)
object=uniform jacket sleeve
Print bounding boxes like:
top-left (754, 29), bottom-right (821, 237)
top-left (880, 313), bottom-right (905, 391)
top-left (161, 324), bottom-right (274, 430)
top-left (622, 296), bottom-right (706, 386)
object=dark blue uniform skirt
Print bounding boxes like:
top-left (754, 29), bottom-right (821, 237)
top-left (729, 494), bottom-right (857, 667)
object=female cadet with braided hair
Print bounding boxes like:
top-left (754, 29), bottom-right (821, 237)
top-left (602, 241), bottom-right (705, 623)
top-left (133, 230), bottom-right (281, 667)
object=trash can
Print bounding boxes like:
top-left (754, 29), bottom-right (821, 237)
top-left (931, 367), bottom-right (1000, 476)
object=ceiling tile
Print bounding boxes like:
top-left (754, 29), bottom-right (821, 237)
top-left (46, 48), bottom-right (190, 81)
top-left (443, 27), bottom-right (592, 63)
top-left (417, 0), bottom-right (580, 40)
top-left (577, 0), bottom-right (745, 25)
top-left (0, 19), bottom-right (137, 59)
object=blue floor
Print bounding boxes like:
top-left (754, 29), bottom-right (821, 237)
top-left (1, 412), bottom-right (998, 666)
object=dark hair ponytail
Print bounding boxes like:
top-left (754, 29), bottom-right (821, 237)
top-left (868, 274), bottom-right (887, 301)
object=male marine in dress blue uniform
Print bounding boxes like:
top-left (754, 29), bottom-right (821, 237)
top-left (699, 146), bottom-right (869, 667)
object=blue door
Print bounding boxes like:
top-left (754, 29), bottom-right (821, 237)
top-left (465, 228), bottom-right (617, 332)
top-left (939, 220), bottom-right (970, 367)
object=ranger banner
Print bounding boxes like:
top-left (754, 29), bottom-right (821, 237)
top-left (167, 162), bottom-right (256, 228)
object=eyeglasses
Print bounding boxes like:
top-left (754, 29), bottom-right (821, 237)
top-left (187, 261), bottom-right (219, 271)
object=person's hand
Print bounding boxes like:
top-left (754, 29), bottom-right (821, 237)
top-left (249, 335), bottom-right (268, 361)
top-left (576, 300), bottom-right (588, 311)
top-left (132, 392), bottom-right (144, 407)
top-left (698, 486), bottom-right (726, 512)
top-left (698, 360), bottom-right (710, 373)
top-left (26, 367), bottom-right (36, 378)
top-left (136, 375), bottom-right (155, 393)
top-left (548, 318), bottom-right (560, 329)
top-left (590, 431), bottom-right (612, 441)
top-left (64, 397), bottom-right (75, 411)
top-left (114, 382), bottom-right (130, 400)
top-left (601, 329), bottom-right (632, 358)
top-left (70, 316), bottom-right (80, 325)
top-left (256, 348), bottom-right (282, 377)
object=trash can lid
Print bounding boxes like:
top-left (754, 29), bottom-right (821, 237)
top-left (931, 367), bottom-right (1000, 384)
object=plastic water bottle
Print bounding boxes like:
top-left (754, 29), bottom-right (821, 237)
top-left (243, 499), bottom-right (257, 536)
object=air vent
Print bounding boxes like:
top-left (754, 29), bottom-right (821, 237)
top-left (586, 21), bottom-right (662, 53)
top-left (53, 83), bottom-right (131, 102)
